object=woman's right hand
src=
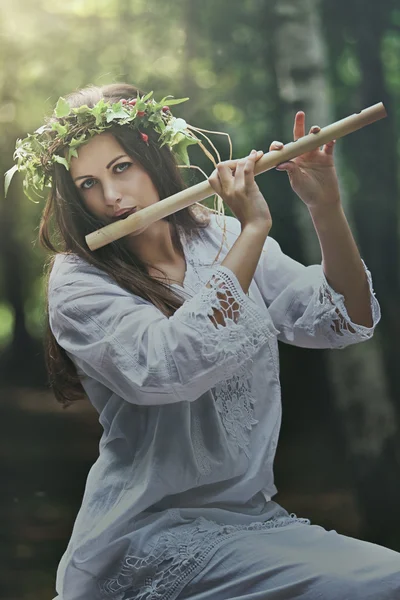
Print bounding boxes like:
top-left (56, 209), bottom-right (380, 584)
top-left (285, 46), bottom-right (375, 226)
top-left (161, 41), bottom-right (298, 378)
top-left (208, 149), bottom-right (272, 231)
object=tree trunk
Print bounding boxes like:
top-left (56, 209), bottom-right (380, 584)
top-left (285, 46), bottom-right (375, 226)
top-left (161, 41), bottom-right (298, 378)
top-left (269, 0), bottom-right (399, 548)
top-left (321, 0), bottom-right (400, 549)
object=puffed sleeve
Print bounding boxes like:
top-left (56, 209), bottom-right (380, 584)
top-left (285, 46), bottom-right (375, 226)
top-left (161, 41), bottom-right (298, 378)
top-left (48, 255), bottom-right (278, 405)
top-left (252, 232), bottom-right (381, 350)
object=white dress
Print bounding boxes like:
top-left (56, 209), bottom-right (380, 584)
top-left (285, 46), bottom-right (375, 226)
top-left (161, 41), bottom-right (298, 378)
top-left (48, 214), bottom-right (383, 600)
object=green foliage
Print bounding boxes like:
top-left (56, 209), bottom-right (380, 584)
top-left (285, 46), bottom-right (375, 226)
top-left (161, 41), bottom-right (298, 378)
top-left (5, 92), bottom-right (197, 202)
top-left (0, 0), bottom-right (399, 362)
top-left (0, 303), bottom-right (14, 348)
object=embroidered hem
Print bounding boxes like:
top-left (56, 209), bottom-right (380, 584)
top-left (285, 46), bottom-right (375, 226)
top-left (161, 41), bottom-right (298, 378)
top-left (97, 512), bottom-right (310, 599)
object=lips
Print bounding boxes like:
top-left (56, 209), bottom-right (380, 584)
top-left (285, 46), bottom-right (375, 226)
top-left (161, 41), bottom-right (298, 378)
top-left (113, 207), bottom-right (137, 219)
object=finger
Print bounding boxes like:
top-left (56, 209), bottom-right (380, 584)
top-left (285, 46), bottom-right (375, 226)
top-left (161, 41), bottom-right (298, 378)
top-left (216, 158), bottom-right (240, 170)
top-left (220, 150), bottom-right (263, 168)
top-left (210, 160), bottom-right (236, 195)
top-left (294, 111), bottom-right (305, 141)
top-left (276, 161), bottom-right (296, 173)
top-left (242, 152), bottom-right (259, 189)
top-left (323, 139), bottom-right (336, 155)
top-left (269, 141), bottom-right (284, 152)
top-left (235, 152), bottom-right (255, 189)
top-left (208, 169), bottom-right (223, 196)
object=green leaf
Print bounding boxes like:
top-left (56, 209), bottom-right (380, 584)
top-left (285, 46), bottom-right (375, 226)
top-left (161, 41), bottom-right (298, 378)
top-left (53, 155), bottom-right (70, 170)
top-left (54, 97), bottom-right (71, 118)
top-left (141, 91), bottom-right (154, 102)
top-left (51, 122), bottom-right (68, 137)
top-left (28, 135), bottom-right (46, 154)
top-left (69, 134), bottom-right (87, 148)
top-left (159, 96), bottom-right (189, 107)
top-left (67, 147), bottom-right (79, 162)
top-left (72, 105), bottom-right (91, 115)
top-left (172, 136), bottom-right (199, 166)
top-left (4, 164), bottom-right (18, 197)
top-left (106, 108), bottom-right (128, 122)
top-left (73, 105), bottom-right (93, 124)
top-left (135, 100), bottom-right (146, 112)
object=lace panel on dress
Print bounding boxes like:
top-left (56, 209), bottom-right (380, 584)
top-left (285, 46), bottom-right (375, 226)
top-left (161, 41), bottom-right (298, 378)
top-left (310, 260), bottom-right (380, 348)
top-left (170, 266), bottom-right (276, 455)
top-left (98, 512), bottom-right (311, 599)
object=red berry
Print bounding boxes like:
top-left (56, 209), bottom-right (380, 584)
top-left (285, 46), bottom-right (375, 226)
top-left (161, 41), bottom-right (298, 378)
top-left (121, 99), bottom-right (128, 104)
top-left (137, 110), bottom-right (145, 117)
top-left (162, 106), bottom-right (170, 112)
top-left (140, 132), bottom-right (149, 143)
top-left (128, 98), bottom-right (137, 106)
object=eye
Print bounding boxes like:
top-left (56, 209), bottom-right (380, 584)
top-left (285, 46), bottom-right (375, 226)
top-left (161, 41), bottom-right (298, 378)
top-left (80, 178), bottom-right (96, 190)
top-left (114, 162), bottom-right (132, 173)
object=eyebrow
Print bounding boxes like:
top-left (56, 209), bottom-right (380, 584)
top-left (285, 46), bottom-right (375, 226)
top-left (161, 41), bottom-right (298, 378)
top-left (73, 154), bottom-right (129, 182)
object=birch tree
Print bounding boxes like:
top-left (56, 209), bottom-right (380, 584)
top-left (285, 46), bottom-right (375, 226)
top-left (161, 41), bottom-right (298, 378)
top-left (267, 0), bottom-right (397, 547)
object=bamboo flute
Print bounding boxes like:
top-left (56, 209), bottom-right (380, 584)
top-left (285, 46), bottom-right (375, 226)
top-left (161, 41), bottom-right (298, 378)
top-left (85, 102), bottom-right (387, 251)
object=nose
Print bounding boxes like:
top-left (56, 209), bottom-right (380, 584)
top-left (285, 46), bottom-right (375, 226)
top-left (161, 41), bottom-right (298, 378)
top-left (103, 181), bottom-right (122, 207)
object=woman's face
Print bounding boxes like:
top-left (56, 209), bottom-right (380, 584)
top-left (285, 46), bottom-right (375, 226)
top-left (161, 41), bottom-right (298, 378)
top-left (69, 132), bottom-right (160, 224)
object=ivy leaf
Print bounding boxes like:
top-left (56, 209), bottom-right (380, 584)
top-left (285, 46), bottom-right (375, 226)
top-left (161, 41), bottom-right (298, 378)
top-left (91, 98), bottom-right (109, 125)
top-left (73, 105), bottom-right (94, 124)
top-left (73, 105), bottom-right (91, 114)
top-left (69, 134), bottom-right (87, 149)
top-left (106, 107), bottom-right (128, 122)
top-left (4, 164), bottom-right (18, 197)
top-left (53, 155), bottom-right (70, 170)
top-left (54, 97), bottom-right (71, 118)
top-left (67, 147), bottom-right (79, 162)
top-left (172, 136), bottom-right (199, 166)
top-left (51, 122), bottom-right (68, 137)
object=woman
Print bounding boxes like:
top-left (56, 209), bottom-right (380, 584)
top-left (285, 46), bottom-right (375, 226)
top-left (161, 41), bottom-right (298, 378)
top-left (7, 82), bottom-right (399, 599)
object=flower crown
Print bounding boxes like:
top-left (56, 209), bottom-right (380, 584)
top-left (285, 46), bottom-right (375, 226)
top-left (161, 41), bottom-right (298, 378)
top-left (4, 91), bottom-right (204, 203)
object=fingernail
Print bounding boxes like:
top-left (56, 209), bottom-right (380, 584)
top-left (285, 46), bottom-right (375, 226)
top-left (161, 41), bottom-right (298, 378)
top-left (251, 149), bottom-right (256, 154)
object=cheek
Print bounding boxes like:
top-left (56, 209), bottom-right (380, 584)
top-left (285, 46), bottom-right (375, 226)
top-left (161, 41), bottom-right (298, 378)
top-left (80, 192), bottom-right (103, 217)
top-left (133, 172), bottom-right (160, 203)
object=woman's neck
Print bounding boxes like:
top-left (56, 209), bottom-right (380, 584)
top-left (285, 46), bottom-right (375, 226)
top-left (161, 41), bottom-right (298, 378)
top-left (126, 220), bottom-right (184, 267)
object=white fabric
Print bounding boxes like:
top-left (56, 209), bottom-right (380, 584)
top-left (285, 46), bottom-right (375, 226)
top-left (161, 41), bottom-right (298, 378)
top-left (48, 214), bottom-right (380, 599)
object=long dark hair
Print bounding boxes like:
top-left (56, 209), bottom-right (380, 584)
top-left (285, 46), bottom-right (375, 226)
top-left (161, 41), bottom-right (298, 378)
top-left (39, 82), bottom-right (211, 409)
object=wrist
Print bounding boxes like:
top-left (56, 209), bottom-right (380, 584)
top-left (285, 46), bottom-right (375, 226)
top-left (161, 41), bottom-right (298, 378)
top-left (308, 201), bottom-right (343, 222)
top-left (308, 202), bottom-right (348, 238)
top-left (241, 220), bottom-right (272, 237)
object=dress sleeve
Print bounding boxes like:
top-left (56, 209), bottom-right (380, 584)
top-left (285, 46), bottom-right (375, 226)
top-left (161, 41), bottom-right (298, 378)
top-left (48, 257), bottom-right (277, 405)
top-left (253, 234), bottom-right (381, 349)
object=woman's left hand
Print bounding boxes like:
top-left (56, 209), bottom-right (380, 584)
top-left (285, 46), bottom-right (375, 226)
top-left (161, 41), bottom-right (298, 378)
top-left (270, 111), bottom-right (341, 209)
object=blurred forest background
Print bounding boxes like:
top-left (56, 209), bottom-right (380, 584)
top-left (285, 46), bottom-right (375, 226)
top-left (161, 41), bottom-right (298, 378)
top-left (0, 0), bottom-right (399, 598)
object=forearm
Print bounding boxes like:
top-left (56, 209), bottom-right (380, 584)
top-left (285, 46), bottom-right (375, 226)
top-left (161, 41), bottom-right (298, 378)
top-left (206, 222), bottom-right (270, 327)
top-left (221, 222), bottom-right (270, 295)
top-left (308, 202), bottom-right (373, 327)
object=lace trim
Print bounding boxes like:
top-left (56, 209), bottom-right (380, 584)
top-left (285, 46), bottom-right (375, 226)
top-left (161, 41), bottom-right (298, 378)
top-left (172, 266), bottom-right (275, 374)
top-left (97, 513), bottom-right (310, 599)
top-left (300, 260), bottom-right (380, 348)
top-left (171, 265), bottom-right (276, 453)
top-left (212, 363), bottom-right (258, 459)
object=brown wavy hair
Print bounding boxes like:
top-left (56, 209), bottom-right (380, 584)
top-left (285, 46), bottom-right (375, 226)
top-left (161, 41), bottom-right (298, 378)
top-left (39, 82), bottom-right (211, 409)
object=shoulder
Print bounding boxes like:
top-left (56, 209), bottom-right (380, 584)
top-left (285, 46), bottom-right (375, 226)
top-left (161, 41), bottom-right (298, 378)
top-left (48, 253), bottom-right (112, 292)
